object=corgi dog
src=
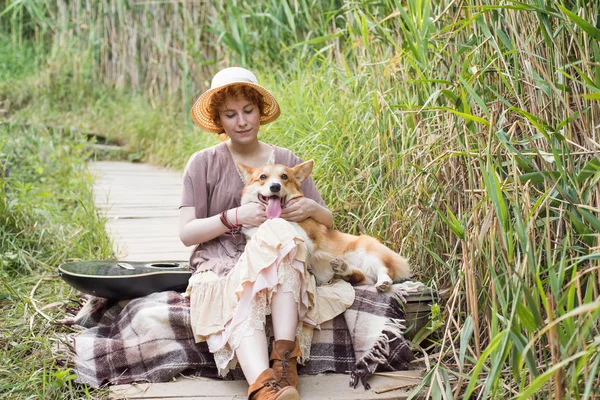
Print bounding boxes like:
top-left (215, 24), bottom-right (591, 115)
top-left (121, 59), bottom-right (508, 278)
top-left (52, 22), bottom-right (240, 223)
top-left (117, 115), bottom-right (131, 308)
top-left (237, 160), bottom-right (410, 292)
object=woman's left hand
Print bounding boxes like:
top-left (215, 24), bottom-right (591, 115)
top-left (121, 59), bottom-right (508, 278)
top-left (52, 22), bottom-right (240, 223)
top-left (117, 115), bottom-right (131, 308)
top-left (280, 197), bottom-right (317, 222)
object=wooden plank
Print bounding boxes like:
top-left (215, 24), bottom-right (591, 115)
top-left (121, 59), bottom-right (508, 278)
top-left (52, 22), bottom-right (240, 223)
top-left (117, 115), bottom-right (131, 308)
top-left (90, 161), bottom-right (191, 261)
top-left (101, 210), bottom-right (181, 218)
top-left (123, 254), bottom-right (189, 262)
top-left (96, 205), bottom-right (181, 210)
top-left (94, 193), bottom-right (182, 200)
top-left (110, 370), bottom-right (425, 400)
top-left (105, 237), bottom-right (188, 244)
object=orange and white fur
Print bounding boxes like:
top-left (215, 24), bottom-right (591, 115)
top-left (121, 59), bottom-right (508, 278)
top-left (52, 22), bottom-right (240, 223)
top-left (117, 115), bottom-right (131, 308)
top-left (237, 160), bottom-right (410, 292)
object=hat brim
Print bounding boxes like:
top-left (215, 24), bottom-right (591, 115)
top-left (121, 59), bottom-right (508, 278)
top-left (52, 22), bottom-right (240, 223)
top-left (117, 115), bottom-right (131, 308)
top-left (190, 82), bottom-right (281, 133)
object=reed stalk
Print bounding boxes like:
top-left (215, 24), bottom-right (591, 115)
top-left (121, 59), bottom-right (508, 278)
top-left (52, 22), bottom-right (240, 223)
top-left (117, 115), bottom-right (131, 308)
top-left (2, 0), bottom-right (599, 398)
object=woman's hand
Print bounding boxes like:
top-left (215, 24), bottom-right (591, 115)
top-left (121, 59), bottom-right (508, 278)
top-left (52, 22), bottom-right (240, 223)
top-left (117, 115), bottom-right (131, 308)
top-left (280, 197), bottom-right (318, 222)
top-left (235, 202), bottom-right (267, 227)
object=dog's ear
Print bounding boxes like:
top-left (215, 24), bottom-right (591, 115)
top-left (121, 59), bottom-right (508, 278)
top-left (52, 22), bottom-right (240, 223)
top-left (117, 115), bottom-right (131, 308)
top-left (293, 160), bottom-right (314, 184)
top-left (236, 161), bottom-right (254, 184)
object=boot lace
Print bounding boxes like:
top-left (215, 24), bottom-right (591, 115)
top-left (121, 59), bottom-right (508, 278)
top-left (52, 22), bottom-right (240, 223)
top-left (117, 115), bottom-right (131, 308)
top-left (264, 381), bottom-right (282, 392)
top-left (280, 353), bottom-right (291, 383)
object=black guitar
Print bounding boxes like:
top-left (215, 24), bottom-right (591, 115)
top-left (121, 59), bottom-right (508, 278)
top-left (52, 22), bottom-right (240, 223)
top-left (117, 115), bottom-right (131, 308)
top-left (59, 260), bottom-right (191, 300)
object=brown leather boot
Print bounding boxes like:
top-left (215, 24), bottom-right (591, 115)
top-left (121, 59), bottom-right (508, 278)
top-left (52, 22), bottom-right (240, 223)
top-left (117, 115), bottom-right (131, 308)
top-left (247, 368), bottom-right (300, 400)
top-left (270, 339), bottom-right (302, 389)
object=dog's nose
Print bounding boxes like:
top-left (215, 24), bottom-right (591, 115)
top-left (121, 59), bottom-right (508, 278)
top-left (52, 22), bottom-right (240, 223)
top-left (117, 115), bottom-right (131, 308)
top-left (270, 183), bottom-right (281, 193)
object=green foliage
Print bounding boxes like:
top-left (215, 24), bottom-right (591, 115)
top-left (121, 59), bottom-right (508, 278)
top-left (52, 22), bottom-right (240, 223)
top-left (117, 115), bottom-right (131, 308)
top-left (0, 120), bottom-right (112, 398)
top-left (2, 0), bottom-right (600, 398)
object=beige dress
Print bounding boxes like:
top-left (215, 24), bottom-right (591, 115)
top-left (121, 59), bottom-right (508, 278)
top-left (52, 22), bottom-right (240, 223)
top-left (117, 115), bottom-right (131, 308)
top-left (180, 143), bottom-right (355, 376)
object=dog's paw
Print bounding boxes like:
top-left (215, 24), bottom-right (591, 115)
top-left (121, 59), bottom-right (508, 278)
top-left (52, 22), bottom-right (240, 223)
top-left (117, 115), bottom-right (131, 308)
top-left (330, 258), bottom-right (349, 275)
top-left (375, 277), bottom-right (393, 292)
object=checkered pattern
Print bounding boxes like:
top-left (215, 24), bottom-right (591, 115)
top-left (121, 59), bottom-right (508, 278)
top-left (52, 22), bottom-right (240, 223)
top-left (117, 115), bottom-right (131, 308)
top-left (69, 285), bottom-right (415, 388)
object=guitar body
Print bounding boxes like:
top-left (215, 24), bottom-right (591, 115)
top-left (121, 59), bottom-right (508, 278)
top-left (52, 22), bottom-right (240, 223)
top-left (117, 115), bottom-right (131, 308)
top-left (59, 260), bottom-right (191, 300)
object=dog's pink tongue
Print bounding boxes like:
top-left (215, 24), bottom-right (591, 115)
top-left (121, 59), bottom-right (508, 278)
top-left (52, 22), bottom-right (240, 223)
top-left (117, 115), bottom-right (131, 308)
top-left (266, 197), bottom-right (282, 219)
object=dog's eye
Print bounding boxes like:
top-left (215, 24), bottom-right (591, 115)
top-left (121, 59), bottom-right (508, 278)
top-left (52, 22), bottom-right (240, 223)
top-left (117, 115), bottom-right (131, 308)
top-left (281, 174), bottom-right (288, 180)
top-left (259, 174), bottom-right (267, 180)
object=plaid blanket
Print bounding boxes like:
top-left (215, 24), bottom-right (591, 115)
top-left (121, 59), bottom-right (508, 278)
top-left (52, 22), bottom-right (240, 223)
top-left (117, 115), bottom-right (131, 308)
top-left (65, 282), bottom-right (421, 389)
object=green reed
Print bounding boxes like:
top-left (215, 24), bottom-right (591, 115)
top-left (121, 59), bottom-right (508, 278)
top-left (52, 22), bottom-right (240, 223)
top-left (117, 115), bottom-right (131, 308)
top-left (2, 0), bottom-right (600, 398)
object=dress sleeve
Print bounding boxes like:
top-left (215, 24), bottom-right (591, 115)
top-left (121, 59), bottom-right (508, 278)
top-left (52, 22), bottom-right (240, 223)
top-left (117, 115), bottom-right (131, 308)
top-left (180, 152), bottom-right (208, 219)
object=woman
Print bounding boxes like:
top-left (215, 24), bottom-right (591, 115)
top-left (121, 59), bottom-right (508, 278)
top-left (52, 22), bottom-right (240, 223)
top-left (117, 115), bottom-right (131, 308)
top-left (179, 67), bottom-right (354, 400)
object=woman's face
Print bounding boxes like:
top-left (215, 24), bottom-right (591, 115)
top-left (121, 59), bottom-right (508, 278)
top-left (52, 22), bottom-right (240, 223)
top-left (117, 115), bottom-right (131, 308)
top-left (217, 96), bottom-right (261, 145)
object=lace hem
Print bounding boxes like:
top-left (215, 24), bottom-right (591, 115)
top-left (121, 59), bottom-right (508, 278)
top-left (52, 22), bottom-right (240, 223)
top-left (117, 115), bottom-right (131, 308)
top-left (212, 261), bottom-right (313, 375)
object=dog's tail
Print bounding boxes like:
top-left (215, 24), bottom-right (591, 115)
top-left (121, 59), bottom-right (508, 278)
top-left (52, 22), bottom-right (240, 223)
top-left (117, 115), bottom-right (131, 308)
top-left (377, 243), bottom-right (410, 281)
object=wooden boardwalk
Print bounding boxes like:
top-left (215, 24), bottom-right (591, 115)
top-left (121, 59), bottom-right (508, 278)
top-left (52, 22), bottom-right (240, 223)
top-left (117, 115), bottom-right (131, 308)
top-left (89, 160), bottom-right (424, 400)
top-left (90, 161), bottom-right (191, 261)
top-left (110, 370), bottom-right (425, 399)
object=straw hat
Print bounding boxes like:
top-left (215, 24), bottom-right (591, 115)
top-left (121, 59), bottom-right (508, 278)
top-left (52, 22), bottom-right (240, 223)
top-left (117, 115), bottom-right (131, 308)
top-left (190, 67), bottom-right (281, 133)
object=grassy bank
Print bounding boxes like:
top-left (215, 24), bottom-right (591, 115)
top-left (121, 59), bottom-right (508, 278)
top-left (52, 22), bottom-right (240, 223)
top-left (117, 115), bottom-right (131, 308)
top-left (0, 44), bottom-right (113, 398)
top-left (2, 0), bottom-right (600, 398)
top-left (0, 122), bottom-right (114, 398)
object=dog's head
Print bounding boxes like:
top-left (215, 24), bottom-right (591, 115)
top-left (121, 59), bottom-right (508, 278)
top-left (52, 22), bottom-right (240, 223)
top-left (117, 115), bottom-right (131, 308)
top-left (237, 160), bottom-right (314, 219)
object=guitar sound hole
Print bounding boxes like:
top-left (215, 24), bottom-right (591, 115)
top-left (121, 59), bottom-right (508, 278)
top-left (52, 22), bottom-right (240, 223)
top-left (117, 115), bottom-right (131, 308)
top-left (146, 263), bottom-right (180, 268)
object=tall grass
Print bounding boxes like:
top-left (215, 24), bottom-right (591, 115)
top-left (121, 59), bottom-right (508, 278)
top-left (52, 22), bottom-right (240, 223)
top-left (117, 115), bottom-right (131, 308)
top-left (0, 124), bottom-right (114, 398)
top-left (2, 0), bottom-right (600, 398)
top-left (0, 42), bottom-right (113, 399)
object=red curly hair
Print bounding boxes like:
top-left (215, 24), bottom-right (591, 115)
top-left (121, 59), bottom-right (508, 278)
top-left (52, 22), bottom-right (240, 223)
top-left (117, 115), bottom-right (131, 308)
top-left (209, 85), bottom-right (268, 134)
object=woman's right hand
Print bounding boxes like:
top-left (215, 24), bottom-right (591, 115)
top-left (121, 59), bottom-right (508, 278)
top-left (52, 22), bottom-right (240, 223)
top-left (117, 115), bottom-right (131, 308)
top-left (234, 202), bottom-right (267, 227)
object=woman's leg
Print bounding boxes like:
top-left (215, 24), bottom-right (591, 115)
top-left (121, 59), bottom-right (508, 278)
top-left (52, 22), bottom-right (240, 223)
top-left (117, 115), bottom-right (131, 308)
top-left (236, 329), bottom-right (269, 384)
top-left (236, 281), bottom-right (300, 384)
top-left (237, 312), bottom-right (301, 400)
top-left (271, 290), bottom-right (298, 340)
top-left (270, 288), bottom-right (302, 390)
